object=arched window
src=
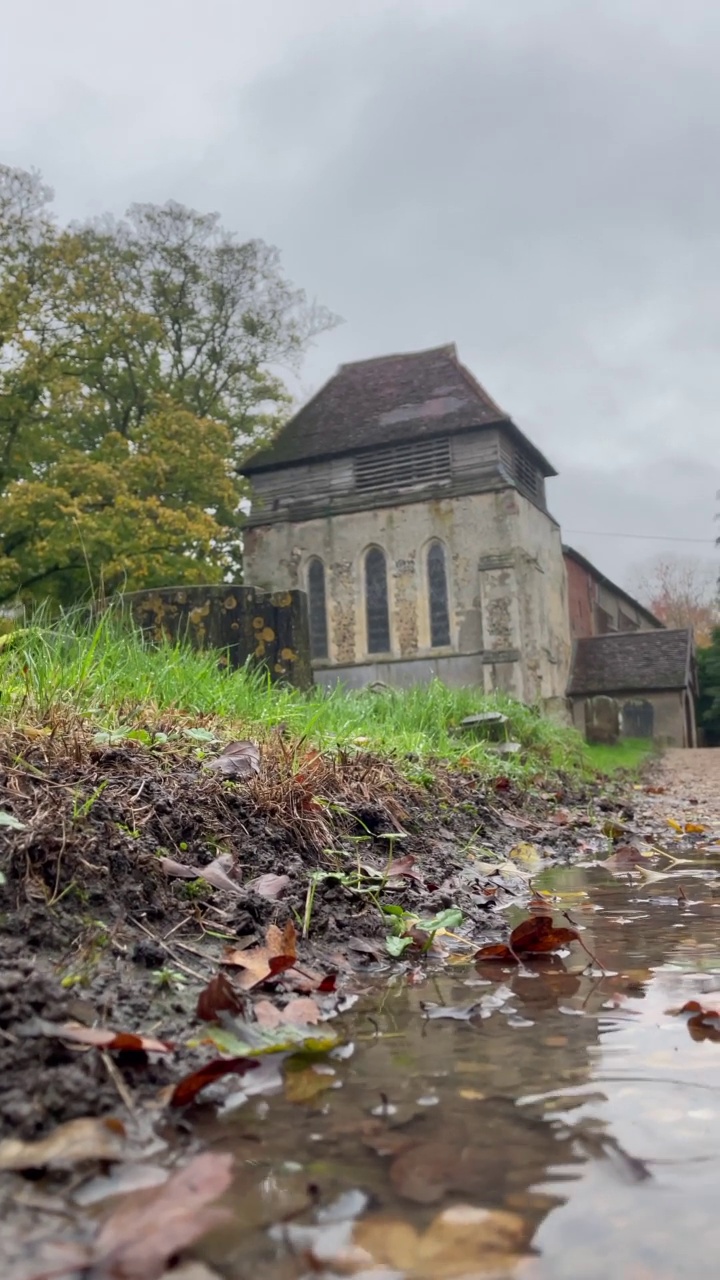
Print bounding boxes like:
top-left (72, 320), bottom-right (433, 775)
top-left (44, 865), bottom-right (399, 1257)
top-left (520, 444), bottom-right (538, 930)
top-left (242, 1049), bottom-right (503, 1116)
top-left (307, 558), bottom-right (329, 659)
top-left (365, 547), bottom-right (390, 654)
top-left (427, 542), bottom-right (450, 647)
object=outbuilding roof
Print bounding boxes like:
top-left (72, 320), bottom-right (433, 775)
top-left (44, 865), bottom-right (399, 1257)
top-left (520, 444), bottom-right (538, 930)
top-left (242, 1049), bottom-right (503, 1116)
top-left (567, 629), bottom-right (695, 696)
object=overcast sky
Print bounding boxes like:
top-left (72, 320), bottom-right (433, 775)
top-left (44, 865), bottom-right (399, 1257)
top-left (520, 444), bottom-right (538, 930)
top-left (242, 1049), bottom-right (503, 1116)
top-left (3, 0), bottom-right (720, 592)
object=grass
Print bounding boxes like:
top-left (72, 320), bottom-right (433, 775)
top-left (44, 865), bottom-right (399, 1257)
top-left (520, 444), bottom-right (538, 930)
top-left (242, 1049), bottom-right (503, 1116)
top-left (0, 606), bottom-right (589, 779)
top-left (585, 737), bottom-right (654, 775)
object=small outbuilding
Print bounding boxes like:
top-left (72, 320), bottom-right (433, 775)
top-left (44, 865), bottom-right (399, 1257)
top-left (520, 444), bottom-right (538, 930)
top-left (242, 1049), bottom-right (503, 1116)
top-left (567, 629), bottom-right (697, 748)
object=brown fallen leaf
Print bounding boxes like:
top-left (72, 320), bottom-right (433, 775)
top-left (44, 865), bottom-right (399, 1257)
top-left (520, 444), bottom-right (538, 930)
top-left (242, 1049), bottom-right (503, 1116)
top-left (206, 739), bottom-right (260, 779)
top-left (475, 915), bottom-right (579, 964)
top-left (245, 872), bottom-right (290, 899)
top-left (91, 1151), bottom-right (233, 1279)
top-left (0, 1116), bottom-right (126, 1171)
top-left (254, 996), bottom-right (321, 1029)
top-left (223, 920), bottom-right (297, 990)
top-left (158, 853), bottom-right (242, 894)
top-left (170, 1057), bottom-right (260, 1107)
top-left (284, 1060), bottom-right (337, 1104)
top-left (20, 1155), bottom-right (234, 1280)
top-left (351, 1203), bottom-right (529, 1279)
top-left (282, 966), bottom-right (338, 993)
top-left (196, 973), bottom-right (245, 1022)
top-left (53, 1023), bottom-right (174, 1053)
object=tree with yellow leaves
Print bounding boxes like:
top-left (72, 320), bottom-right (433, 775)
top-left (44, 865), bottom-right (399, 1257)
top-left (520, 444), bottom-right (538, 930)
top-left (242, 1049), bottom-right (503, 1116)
top-left (0, 167), bottom-right (336, 606)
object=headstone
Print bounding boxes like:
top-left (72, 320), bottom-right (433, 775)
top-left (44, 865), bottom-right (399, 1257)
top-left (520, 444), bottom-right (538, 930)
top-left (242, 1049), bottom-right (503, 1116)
top-left (124, 585), bottom-right (313, 689)
top-left (584, 695), bottom-right (620, 745)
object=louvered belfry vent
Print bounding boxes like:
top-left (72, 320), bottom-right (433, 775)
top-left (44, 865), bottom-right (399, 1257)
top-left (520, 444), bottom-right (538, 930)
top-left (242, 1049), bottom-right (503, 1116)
top-left (354, 436), bottom-right (451, 495)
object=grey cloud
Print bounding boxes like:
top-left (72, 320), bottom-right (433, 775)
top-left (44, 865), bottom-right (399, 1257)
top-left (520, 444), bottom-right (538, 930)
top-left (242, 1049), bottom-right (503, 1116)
top-left (3, 0), bottom-right (720, 583)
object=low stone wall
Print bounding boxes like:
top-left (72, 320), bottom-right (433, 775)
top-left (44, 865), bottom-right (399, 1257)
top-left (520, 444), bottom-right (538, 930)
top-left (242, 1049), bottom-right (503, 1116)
top-left (123, 585), bottom-right (312, 689)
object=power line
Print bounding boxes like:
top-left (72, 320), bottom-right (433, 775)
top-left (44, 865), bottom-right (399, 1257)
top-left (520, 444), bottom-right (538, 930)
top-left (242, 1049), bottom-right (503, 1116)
top-left (566, 529), bottom-right (717, 545)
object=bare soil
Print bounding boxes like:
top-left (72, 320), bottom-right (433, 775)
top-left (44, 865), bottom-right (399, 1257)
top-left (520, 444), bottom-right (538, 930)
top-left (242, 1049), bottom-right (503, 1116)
top-left (0, 727), bottom-right (625, 1141)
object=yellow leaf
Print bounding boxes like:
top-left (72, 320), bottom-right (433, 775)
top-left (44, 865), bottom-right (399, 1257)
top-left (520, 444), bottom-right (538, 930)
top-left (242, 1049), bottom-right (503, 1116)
top-left (666, 818), bottom-right (683, 832)
top-left (685, 823), bottom-right (707, 834)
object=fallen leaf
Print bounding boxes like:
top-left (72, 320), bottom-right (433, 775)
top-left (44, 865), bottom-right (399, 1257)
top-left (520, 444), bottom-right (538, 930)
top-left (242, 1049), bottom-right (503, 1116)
top-left (159, 853), bottom-right (242, 894)
top-left (91, 1151), bottom-right (233, 1278)
top-left (254, 996), bottom-right (321, 1029)
top-left (386, 854), bottom-right (424, 882)
top-left (158, 856), bottom-right (201, 880)
top-left (245, 872), bottom-right (290, 899)
top-left (282, 965), bottom-right (338, 993)
top-left (196, 973), bottom-right (245, 1022)
top-left (475, 915), bottom-right (579, 964)
top-left (53, 1023), bottom-right (174, 1053)
top-left (0, 1117), bottom-right (125, 1171)
top-left (206, 740), bottom-right (260, 779)
top-left (198, 855), bottom-right (243, 893)
top-left (170, 1057), bottom-right (260, 1107)
top-left (666, 817), bottom-right (683, 832)
top-left (284, 1060), bottom-right (337, 1103)
top-left (223, 920), bottom-right (297, 989)
top-left (352, 1204), bottom-right (529, 1278)
top-left (685, 822), bottom-right (707, 834)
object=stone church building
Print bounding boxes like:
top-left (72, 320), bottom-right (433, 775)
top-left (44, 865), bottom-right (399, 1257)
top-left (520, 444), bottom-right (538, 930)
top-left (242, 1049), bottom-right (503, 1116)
top-left (242, 344), bottom-right (572, 706)
top-left (241, 343), bottom-right (697, 744)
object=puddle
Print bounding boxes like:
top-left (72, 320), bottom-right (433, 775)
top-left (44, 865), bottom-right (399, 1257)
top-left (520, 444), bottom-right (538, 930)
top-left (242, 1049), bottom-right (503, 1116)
top-left (187, 865), bottom-right (720, 1279)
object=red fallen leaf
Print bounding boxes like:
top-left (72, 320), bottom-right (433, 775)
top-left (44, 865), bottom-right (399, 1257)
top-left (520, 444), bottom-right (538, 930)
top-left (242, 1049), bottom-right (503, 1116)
top-left (668, 999), bottom-right (720, 1020)
top-left (54, 1023), bottom-right (174, 1053)
top-left (222, 920), bottom-right (297, 990)
top-left (170, 1058), bottom-right (260, 1107)
top-left (90, 1151), bottom-right (234, 1278)
top-left (245, 872), bottom-right (291, 899)
top-left (196, 973), bottom-right (245, 1022)
top-left (254, 996), bottom-right (321, 1029)
top-left (494, 776), bottom-right (511, 791)
top-left (475, 915), bottom-right (579, 963)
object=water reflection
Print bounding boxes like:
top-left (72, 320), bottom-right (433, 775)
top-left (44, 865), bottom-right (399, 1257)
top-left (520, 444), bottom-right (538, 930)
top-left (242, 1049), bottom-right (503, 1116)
top-left (199, 867), bottom-right (720, 1278)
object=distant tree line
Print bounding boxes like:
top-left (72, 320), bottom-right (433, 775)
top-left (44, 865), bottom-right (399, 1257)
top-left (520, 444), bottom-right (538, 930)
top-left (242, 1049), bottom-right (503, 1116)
top-left (0, 166), bottom-right (337, 608)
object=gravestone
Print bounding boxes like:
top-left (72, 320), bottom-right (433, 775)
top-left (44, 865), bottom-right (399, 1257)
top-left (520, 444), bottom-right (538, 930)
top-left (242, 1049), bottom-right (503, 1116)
top-left (584, 695), bottom-right (620, 745)
top-left (124, 585), bottom-right (313, 689)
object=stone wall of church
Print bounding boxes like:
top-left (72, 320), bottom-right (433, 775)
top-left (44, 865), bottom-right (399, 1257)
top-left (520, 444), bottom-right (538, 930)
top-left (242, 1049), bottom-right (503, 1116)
top-left (243, 486), bottom-right (571, 703)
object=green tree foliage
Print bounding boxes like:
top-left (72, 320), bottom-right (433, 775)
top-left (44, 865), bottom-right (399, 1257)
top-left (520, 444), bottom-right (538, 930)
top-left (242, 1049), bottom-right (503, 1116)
top-left (0, 166), bottom-right (336, 605)
top-left (697, 627), bottom-right (720, 746)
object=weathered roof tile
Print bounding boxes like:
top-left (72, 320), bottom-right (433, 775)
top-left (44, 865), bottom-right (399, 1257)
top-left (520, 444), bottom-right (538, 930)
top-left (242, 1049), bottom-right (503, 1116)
top-left (568, 630), bottom-right (694, 695)
top-left (243, 344), bottom-right (553, 474)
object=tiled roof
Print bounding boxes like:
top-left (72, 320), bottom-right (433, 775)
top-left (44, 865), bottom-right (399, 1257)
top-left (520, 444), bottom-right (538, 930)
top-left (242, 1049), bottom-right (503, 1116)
top-left (567, 629), bottom-right (694, 695)
top-left (243, 344), bottom-right (555, 475)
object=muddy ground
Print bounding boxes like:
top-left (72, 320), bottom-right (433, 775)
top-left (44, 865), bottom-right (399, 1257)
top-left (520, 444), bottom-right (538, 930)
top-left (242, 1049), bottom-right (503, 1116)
top-left (0, 724), bottom-right (632, 1146)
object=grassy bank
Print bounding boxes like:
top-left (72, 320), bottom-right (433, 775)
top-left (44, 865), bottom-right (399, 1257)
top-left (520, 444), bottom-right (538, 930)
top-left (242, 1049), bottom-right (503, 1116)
top-left (585, 738), bottom-right (654, 775)
top-left (0, 610), bottom-right (588, 779)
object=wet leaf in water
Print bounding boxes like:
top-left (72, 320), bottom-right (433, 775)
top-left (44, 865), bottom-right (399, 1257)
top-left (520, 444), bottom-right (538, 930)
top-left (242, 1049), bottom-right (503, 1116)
top-left (199, 1016), bottom-right (338, 1057)
top-left (222, 920), bottom-right (297, 989)
top-left (52, 1023), bottom-right (174, 1053)
top-left (352, 1203), bottom-right (529, 1278)
top-left (170, 1057), bottom-right (260, 1107)
top-left (206, 739), bottom-right (260, 779)
top-left (245, 872), bottom-right (290, 899)
top-left (284, 1057), bottom-right (337, 1103)
top-left (196, 973), bottom-right (245, 1022)
top-left (0, 1116), bottom-right (126, 1171)
top-left (90, 1151), bottom-right (233, 1278)
top-left (475, 915), bottom-right (579, 963)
